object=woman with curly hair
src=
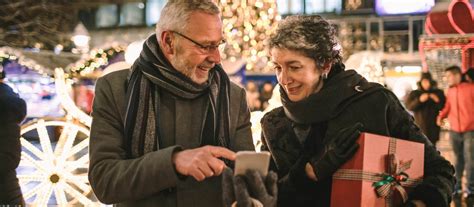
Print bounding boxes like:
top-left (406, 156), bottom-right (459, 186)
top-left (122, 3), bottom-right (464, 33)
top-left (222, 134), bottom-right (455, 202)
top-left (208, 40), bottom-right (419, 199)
top-left (224, 15), bottom-right (456, 207)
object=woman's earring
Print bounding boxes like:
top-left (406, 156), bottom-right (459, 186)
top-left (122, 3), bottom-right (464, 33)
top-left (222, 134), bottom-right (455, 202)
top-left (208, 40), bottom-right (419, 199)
top-left (322, 73), bottom-right (328, 80)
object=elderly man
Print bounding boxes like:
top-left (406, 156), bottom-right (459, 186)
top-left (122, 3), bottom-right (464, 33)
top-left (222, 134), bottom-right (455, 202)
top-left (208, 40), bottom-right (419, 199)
top-left (88, 1), bottom-right (254, 206)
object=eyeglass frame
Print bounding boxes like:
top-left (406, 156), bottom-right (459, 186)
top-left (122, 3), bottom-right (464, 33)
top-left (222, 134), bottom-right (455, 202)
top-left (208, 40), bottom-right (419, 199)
top-left (170, 30), bottom-right (226, 53)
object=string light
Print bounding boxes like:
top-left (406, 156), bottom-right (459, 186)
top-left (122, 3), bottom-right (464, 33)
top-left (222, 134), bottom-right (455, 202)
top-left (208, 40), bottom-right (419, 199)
top-left (67, 46), bottom-right (125, 78)
top-left (219, 0), bottom-right (280, 72)
top-left (0, 47), bottom-right (51, 76)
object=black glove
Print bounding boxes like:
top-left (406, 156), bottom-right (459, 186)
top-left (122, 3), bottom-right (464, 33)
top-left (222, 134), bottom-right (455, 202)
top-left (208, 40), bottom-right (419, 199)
top-left (222, 167), bottom-right (278, 207)
top-left (244, 169), bottom-right (277, 207)
top-left (309, 122), bottom-right (362, 181)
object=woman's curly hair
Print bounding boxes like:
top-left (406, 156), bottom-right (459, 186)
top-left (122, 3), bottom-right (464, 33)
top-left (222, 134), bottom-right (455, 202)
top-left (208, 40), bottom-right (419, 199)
top-left (268, 15), bottom-right (342, 68)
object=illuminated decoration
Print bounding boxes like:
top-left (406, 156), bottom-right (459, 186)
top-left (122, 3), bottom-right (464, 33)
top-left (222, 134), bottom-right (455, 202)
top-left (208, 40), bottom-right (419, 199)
top-left (125, 40), bottom-right (145, 64)
top-left (219, 0), bottom-right (280, 72)
top-left (375, 0), bottom-right (434, 15)
top-left (345, 51), bottom-right (385, 84)
top-left (345, 0), bottom-right (362, 11)
top-left (249, 85), bottom-right (282, 151)
top-left (17, 119), bottom-right (100, 206)
top-left (250, 111), bottom-right (264, 151)
top-left (0, 47), bottom-right (51, 76)
top-left (67, 46), bottom-right (125, 78)
top-left (71, 23), bottom-right (91, 54)
top-left (55, 68), bottom-right (93, 126)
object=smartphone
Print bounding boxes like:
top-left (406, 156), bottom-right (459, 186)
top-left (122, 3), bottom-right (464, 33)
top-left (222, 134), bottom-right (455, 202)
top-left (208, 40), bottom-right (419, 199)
top-left (234, 151), bottom-right (271, 176)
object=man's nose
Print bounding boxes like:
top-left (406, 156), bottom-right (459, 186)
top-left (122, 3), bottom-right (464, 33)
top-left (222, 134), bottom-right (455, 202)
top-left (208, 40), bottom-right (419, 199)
top-left (207, 48), bottom-right (221, 64)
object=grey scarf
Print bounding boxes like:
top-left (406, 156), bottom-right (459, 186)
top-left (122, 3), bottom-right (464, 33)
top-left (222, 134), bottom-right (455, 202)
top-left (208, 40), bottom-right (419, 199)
top-left (124, 34), bottom-right (231, 158)
top-left (281, 65), bottom-right (382, 124)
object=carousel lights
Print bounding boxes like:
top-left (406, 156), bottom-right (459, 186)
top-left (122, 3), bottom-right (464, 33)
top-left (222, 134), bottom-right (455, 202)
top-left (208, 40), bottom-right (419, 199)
top-left (219, 0), bottom-right (280, 71)
top-left (18, 119), bottom-right (96, 206)
top-left (55, 68), bottom-right (92, 127)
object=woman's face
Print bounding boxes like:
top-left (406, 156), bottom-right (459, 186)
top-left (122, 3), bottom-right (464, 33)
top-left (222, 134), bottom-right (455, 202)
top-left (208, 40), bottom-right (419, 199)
top-left (420, 79), bottom-right (431, 90)
top-left (270, 48), bottom-right (325, 102)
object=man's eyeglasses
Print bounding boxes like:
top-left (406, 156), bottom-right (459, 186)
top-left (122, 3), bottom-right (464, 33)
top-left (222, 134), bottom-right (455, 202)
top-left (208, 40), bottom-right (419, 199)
top-left (171, 31), bottom-right (226, 54)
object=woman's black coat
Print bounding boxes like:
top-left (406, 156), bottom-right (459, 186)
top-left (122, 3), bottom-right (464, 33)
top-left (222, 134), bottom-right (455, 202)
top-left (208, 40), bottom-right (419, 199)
top-left (260, 70), bottom-right (455, 207)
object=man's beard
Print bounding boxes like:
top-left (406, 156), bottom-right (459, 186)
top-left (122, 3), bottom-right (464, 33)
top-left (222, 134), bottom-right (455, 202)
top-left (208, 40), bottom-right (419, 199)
top-left (171, 55), bottom-right (194, 79)
top-left (170, 46), bottom-right (195, 80)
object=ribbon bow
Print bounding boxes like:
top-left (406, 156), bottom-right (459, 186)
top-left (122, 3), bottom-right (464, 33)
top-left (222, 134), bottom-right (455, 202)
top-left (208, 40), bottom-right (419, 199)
top-left (333, 138), bottom-right (423, 207)
top-left (372, 154), bottom-right (413, 202)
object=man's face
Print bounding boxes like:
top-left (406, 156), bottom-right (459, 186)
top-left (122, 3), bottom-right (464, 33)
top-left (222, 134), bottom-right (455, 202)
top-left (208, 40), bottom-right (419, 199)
top-left (169, 12), bottom-right (224, 85)
top-left (446, 71), bottom-right (461, 86)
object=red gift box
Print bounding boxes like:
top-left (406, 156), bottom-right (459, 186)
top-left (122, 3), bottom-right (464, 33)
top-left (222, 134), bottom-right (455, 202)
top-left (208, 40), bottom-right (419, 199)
top-left (330, 133), bottom-right (424, 207)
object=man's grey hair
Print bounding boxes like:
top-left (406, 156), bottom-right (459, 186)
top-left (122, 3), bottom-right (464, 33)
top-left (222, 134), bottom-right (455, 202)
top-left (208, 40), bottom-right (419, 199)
top-left (155, 0), bottom-right (220, 43)
top-left (268, 15), bottom-right (342, 68)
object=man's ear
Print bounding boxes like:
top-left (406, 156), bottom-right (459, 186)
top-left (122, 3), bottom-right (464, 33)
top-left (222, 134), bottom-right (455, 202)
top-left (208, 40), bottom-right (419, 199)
top-left (160, 31), bottom-right (174, 55)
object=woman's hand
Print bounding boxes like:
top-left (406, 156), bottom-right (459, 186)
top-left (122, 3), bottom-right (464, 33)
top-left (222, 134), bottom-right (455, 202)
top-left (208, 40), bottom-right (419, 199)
top-left (308, 123), bottom-right (362, 181)
top-left (305, 163), bottom-right (317, 181)
top-left (222, 168), bottom-right (277, 207)
top-left (429, 93), bottom-right (440, 103)
top-left (403, 200), bottom-right (426, 207)
top-left (419, 93), bottom-right (429, 102)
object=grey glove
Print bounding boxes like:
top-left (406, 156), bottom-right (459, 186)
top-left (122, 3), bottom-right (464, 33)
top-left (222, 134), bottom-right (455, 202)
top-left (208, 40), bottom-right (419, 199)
top-left (222, 167), bottom-right (277, 207)
top-left (309, 122), bottom-right (362, 181)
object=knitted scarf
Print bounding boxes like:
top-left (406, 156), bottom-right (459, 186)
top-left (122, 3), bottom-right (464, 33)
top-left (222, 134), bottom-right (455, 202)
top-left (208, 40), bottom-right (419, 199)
top-left (124, 34), bottom-right (231, 158)
top-left (280, 64), bottom-right (383, 124)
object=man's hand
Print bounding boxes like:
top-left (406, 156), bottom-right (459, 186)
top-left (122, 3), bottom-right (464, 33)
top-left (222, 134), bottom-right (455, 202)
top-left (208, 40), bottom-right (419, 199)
top-left (172, 146), bottom-right (236, 181)
top-left (419, 93), bottom-right (429, 102)
top-left (436, 116), bottom-right (443, 127)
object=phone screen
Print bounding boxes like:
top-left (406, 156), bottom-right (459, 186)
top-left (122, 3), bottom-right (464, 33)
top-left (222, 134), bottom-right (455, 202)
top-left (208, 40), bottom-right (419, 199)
top-left (234, 151), bottom-right (271, 176)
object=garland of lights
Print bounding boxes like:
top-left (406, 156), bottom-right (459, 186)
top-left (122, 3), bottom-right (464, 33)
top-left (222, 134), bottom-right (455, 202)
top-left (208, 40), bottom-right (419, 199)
top-left (67, 46), bottom-right (125, 77)
top-left (0, 47), bottom-right (50, 76)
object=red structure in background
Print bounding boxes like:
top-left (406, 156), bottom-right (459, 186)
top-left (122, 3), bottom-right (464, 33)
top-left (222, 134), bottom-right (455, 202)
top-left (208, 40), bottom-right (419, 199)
top-left (425, 0), bottom-right (474, 35)
top-left (419, 0), bottom-right (474, 88)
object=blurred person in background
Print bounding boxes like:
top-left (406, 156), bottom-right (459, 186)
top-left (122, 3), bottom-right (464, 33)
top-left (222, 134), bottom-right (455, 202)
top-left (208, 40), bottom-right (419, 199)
top-left (405, 72), bottom-right (445, 146)
top-left (0, 67), bottom-right (27, 205)
top-left (437, 66), bottom-right (474, 206)
top-left (464, 68), bottom-right (474, 83)
top-left (259, 81), bottom-right (274, 110)
top-left (245, 81), bottom-right (262, 111)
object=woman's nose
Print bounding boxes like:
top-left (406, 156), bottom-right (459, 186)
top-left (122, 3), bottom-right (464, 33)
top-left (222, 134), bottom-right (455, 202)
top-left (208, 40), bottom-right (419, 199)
top-left (279, 69), bottom-right (291, 85)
